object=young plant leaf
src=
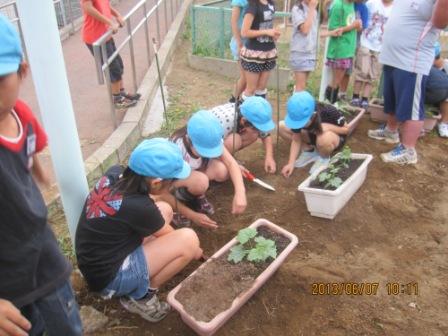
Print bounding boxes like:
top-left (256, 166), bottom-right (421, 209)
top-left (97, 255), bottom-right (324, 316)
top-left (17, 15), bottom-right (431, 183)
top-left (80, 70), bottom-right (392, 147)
top-left (236, 227), bottom-right (257, 245)
top-left (228, 244), bottom-right (248, 264)
top-left (318, 172), bottom-right (329, 182)
top-left (328, 177), bottom-right (343, 189)
top-left (247, 237), bottom-right (277, 262)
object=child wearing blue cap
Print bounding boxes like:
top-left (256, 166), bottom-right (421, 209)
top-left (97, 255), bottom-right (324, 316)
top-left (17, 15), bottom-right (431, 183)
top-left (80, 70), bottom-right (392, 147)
top-left (279, 91), bottom-right (349, 177)
top-left (209, 96), bottom-right (276, 172)
top-left (76, 138), bottom-right (203, 322)
top-left (171, 110), bottom-right (247, 225)
top-left (0, 14), bottom-right (82, 335)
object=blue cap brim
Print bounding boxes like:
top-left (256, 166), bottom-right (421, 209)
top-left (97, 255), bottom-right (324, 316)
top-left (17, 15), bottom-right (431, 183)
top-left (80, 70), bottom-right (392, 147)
top-left (193, 140), bottom-right (224, 158)
top-left (254, 119), bottom-right (276, 133)
top-left (175, 161), bottom-right (192, 180)
top-left (0, 62), bottom-right (19, 77)
top-left (285, 113), bottom-right (308, 130)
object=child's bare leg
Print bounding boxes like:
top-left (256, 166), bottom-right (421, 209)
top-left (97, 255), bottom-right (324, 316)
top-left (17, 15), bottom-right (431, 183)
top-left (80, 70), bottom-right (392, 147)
top-left (353, 80), bottom-right (363, 96)
top-left (142, 228), bottom-right (202, 288)
top-left (111, 80), bottom-right (121, 95)
top-left (441, 100), bottom-right (448, 123)
top-left (224, 133), bottom-right (243, 154)
top-left (316, 131), bottom-right (340, 157)
top-left (234, 62), bottom-right (247, 99)
top-left (294, 71), bottom-right (309, 92)
top-left (256, 71), bottom-right (271, 95)
top-left (331, 68), bottom-right (346, 88)
top-left (173, 171), bottom-right (209, 196)
top-left (279, 121), bottom-right (293, 141)
top-left (243, 71), bottom-right (259, 97)
top-left (362, 82), bottom-right (373, 98)
top-left (205, 159), bottom-right (229, 182)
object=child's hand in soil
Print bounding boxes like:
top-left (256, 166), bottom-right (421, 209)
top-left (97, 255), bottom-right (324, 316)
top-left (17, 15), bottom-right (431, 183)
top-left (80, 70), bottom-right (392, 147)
top-left (281, 163), bottom-right (294, 178)
top-left (264, 156), bottom-right (276, 174)
top-left (192, 212), bottom-right (218, 230)
top-left (232, 192), bottom-right (247, 215)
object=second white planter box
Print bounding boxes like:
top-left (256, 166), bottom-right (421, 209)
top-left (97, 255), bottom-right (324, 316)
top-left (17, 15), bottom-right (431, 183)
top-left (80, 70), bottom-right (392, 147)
top-left (298, 153), bottom-right (373, 219)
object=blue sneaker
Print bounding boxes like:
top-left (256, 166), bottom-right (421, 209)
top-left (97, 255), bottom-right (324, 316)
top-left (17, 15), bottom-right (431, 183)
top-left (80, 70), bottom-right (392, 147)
top-left (294, 150), bottom-right (319, 168)
top-left (309, 156), bottom-right (330, 174)
top-left (380, 144), bottom-right (418, 165)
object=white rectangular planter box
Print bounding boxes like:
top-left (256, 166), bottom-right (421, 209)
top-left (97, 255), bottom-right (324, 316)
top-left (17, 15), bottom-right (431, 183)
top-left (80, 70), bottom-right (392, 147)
top-left (298, 153), bottom-right (373, 219)
top-left (167, 219), bottom-right (298, 336)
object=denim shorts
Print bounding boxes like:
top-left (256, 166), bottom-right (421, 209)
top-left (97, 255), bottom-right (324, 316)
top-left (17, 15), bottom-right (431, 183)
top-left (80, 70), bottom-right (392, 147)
top-left (101, 246), bottom-right (149, 300)
top-left (86, 38), bottom-right (124, 83)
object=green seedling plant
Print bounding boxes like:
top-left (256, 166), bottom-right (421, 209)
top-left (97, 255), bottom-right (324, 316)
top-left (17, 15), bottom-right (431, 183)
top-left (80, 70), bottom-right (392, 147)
top-left (317, 146), bottom-right (352, 190)
top-left (228, 227), bottom-right (277, 264)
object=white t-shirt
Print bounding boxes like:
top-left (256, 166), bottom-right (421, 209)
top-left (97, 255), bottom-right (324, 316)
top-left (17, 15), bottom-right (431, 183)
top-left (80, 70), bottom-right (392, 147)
top-left (379, 0), bottom-right (440, 75)
top-left (360, 0), bottom-right (393, 52)
top-left (174, 137), bottom-right (203, 170)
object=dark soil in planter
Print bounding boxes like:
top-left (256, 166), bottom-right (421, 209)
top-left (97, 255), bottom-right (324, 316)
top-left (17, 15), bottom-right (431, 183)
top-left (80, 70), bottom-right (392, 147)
top-left (174, 226), bottom-right (290, 322)
top-left (309, 159), bottom-right (364, 190)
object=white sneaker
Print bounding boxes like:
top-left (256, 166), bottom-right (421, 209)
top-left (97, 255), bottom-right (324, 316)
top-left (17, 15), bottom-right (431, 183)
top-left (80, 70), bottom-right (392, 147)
top-left (438, 122), bottom-right (448, 138)
top-left (309, 157), bottom-right (330, 174)
top-left (368, 125), bottom-right (400, 144)
top-left (294, 150), bottom-right (319, 168)
top-left (120, 293), bottom-right (170, 322)
top-left (380, 144), bottom-right (418, 165)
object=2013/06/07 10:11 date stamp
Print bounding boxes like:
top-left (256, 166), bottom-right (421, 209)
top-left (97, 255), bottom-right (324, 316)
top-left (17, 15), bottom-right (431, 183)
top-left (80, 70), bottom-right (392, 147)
top-left (311, 282), bottom-right (419, 296)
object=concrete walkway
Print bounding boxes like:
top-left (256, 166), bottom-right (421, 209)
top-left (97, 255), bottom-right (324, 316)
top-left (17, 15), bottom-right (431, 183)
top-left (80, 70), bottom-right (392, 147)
top-left (19, 0), bottom-right (177, 192)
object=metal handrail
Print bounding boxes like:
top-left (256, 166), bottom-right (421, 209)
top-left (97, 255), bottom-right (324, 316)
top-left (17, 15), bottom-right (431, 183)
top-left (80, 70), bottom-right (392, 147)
top-left (91, 0), bottom-right (182, 128)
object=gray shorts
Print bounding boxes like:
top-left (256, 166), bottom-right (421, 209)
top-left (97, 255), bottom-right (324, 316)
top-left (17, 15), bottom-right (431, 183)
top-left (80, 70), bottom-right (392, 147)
top-left (290, 53), bottom-right (316, 72)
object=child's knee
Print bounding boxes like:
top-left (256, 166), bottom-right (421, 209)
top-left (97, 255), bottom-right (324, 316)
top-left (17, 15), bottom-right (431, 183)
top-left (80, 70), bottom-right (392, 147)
top-left (155, 201), bottom-right (173, 224)
top-left (212, 161), bottom-right (229, 182)
top-left (316, 132), bottom-right (339, 156)
top-left (188, 171), bottom-right (209, 195)
top-left (224, 134), bottom-right (242, 152)
top-left (177, 228), bottom-right (201, 257)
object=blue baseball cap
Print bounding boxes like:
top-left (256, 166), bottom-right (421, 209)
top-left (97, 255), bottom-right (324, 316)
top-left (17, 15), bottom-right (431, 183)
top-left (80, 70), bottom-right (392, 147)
top-left (0, 14), bottom-right (23, 76)
top-left (187, 110), bottom-right (224, 158)
top-left (129, 138), bottom-right (191, 179)
top-left (435, 41), bottom-right (441, 58)
top-left (240, 96), bottom-right (275, 132)
top-left (285, 91), bottom-right (316, 129)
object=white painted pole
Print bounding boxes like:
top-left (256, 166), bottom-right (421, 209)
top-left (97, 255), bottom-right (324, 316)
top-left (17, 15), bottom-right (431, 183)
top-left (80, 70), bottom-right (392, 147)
top-left (319, 37), bottom-right (332, 101)
top-left (16, 0), bottom-right (89, 243)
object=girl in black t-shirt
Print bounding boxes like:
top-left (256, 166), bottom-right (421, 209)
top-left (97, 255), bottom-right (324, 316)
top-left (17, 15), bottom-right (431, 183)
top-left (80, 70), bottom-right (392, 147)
top-left (279, 91), bottom-right (350, 177)
top-left (240, 0), bottom-right (280, 99)
top-left (76, 139), bottom-right (204, 323)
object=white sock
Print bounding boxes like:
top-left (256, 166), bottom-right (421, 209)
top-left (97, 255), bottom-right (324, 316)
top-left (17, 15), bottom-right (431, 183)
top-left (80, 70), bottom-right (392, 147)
top-left (254, 88), bottom-right (267, 96)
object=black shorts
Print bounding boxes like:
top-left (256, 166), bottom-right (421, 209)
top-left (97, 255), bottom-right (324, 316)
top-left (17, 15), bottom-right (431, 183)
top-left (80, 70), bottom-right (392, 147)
top-left (86, 38), bottom-right (124, 83)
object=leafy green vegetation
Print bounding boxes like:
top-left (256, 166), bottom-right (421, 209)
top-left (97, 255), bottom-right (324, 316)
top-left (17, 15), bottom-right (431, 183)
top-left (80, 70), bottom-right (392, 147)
top-left (317, 146), bottom-right (352, 189)
top-left (228, 227), bottom-right (277, 264)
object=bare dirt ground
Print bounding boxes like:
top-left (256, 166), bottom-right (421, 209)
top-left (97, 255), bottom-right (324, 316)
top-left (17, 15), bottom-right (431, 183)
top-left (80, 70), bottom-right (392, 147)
top-left (73, 38), bottom-right (448, 335)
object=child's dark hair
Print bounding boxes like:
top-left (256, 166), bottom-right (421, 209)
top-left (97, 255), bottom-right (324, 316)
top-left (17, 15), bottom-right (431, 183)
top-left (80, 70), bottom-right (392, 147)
top-left (305, 102), bottom-right (326, 135)
top-left (170, 126), bottom-right (209, 169)
top-left (0, 62), bottom-right (28, 82)
top-left (111, 167), bottom-right (150, 196)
